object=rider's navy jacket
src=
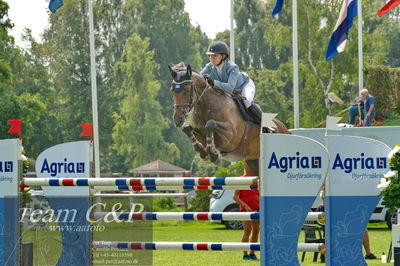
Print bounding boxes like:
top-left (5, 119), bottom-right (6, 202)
top-left (200, 60), bottom-right (249, 93)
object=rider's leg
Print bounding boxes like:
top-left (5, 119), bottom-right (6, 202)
top-left (248, 104), bottom-right (262, 124)
top-left (241, 79), bottom-right (262, 124)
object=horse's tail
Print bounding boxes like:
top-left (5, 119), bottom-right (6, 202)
top-left (272, 118), bottom-right (291, 134)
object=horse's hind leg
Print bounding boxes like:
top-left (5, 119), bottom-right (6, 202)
top-left (182, 125), bottom-right (209, 161)
top-left (205, 120), bottom-right (223, 164)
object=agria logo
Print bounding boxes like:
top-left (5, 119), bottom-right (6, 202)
top-left (40, 158), bottom-right (85, 177)
top-left (0, 161), bottom-right (13, 172)
top-left (332, 153), bottom-right (387, 173)
top-left (268, 152), bottom-right (322, 173)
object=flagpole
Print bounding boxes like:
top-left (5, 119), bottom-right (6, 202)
top-left (88, 0), bottom-right (101, 178)
top-left (358, 0), bottom-right (363, 93)
top-left (293, 0), bottom-right (300, 128)
top-left (230, 0), bottom-right (235, 63)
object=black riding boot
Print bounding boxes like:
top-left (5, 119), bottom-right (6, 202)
top-left (248, 104), bottom-right (262, 124)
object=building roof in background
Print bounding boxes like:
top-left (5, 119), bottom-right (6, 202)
top-left (130, 160), bottom-right (188, 175)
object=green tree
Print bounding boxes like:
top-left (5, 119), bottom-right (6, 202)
top-left (39, 0), bottom-right (208, 171)
top-left (235, 0), bottom-right (289, 70)
top-left (256, 0), bottom-right (389, 127)
top-left (6, 30), bottom-right (55, 156)
top-left (0, 1), bottom-right (45, 144)
top-left (0, 0), bottom-right (12, 85)
top-left (112, 34), bottom-right (179, 168)
top-left (247, 68), bottom-right (291, 124)
top-left (381, 9), bottom-right (400, 68)
top-left (121, 0), bottom-right (208, 169)
top-left (41, 0), bottom-right (93, 143)
top-left (94, 0), bottom-right (125, 171)
top-left (40, 0), bottom-right (127, 168)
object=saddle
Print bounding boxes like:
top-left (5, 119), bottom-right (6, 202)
top-left (214, 89), bottom-right (275, 132)
top-left (231, 94), bottom-right (257, 123)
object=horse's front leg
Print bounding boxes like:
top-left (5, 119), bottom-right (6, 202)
top-left (205, 120), bottom-right (231, 165)
top-left (182, 125), bottom-right (209, 161)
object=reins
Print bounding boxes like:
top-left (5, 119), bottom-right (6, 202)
top-left (173, 77), bottom-right (210, 113)
top-left (189, 82), bottom-right (209, 112)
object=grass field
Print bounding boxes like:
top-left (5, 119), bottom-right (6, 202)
top-left (152, 222), bottom-right (392, 266)
top-left (23, 220), bottom-right (392, 266)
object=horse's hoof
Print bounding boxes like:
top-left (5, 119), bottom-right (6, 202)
top-left (182, 125), bottom-right (193, 136)
top-left (200, 153), bottom-right (210, 162)
top-left (209, 153), bottom-right (220, 165)
top-left (195, 147), bottom-right (208, 158)
top-left (212, 158), bottom-right (221, 166)
top-left (202, 157), bottom-right (211, 163)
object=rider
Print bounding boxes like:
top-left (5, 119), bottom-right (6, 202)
top-left (200, 41), bottom-right (263, 124)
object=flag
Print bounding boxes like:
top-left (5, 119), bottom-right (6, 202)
top-left (80, 123), bottom-right (93, 138)
top-left (8, 120), bottom-right (22, 139)
top-left (272, 0), bottom-right (285, 18)
top-left (325, 0), bottom-right (358, 60)
top-left (8, 120), bottom-right (21, 134)
top-left (49, 0), bottom-right (64, 13)
top-left (378, 0), bottom-right (400, 17)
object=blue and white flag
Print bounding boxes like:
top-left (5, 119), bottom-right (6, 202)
top-left (325, 0), bottom-right (358, 60)
top-left (49, 0), bottom-right (64, 13)
top-left (272, 0), bottom-right (284, 18)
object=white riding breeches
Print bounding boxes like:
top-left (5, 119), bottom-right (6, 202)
top-left (240, 79), bottom-right (255, 108)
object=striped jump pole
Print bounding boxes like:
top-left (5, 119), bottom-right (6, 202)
top-left (92, 211), bottom-right (324, 222)
top-left (22, 176), bottom-right (258, 187)
top-left (29, 191), bottom-right (190, 198)
top-left (92, 241), bottom-right (324, 252)
top-left (92, 193), bottom-right (188, 198)
top-left (92, 212), bottom-right (259, 221)
top-left (91, 185), bottom-right (258, 191)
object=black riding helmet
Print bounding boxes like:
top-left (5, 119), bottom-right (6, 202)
top-left (206, 41), bottom-right (229, 59)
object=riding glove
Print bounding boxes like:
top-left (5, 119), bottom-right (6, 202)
top-left (203, 74), bottom-right (214, 88)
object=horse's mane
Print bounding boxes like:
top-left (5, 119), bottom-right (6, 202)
top-left (171, 62), bottom-right (199, 74)
top-left (171, 62), bottom-right (188, 72)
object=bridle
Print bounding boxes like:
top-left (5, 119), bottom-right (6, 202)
top-left (171, 79), bottom-right (194, 110)
top-left (171, 77), bottom-right (208, 113)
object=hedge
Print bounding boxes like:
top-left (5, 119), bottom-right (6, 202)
top-left (364, 65), bottom-right (400, 120)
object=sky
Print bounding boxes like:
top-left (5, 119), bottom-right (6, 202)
top-left (5, 0), bottom-right (231, 45)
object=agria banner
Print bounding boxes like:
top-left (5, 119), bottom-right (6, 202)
top-left (325, 136), bottom-right (391, 266)
top-left (35, 141), bottom-right (92, 266)
top-left (260, 134), bottom-right (329, 266)
top-left (36, 141), bottom-right (92, 197)
top-left (0, 139), bottom-right (22, 265)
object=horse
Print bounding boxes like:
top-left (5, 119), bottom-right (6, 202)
top-left (168, 63), bottom-right (289, 170)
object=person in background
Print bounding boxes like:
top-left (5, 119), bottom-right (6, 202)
top-left (233, 163), bottom-right (259, 260)
top-left (360, 89), bottom-right (376, 126)
top-left (348, 96), bottom-right (364, 126)
top-left (363, 230), bottom-right (377, 259)
top-left (316, 201), bottom-right (376, 260)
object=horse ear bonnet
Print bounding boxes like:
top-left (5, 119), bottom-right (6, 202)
top-left (170, 65), bottom-right (193, 93)
top-left (168, 65), bottom-right (177, 79)
top-left (186, 64), bottom-right (192, 77)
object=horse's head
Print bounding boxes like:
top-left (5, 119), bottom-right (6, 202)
top-left (168, 63), bottom-right (194, 128)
